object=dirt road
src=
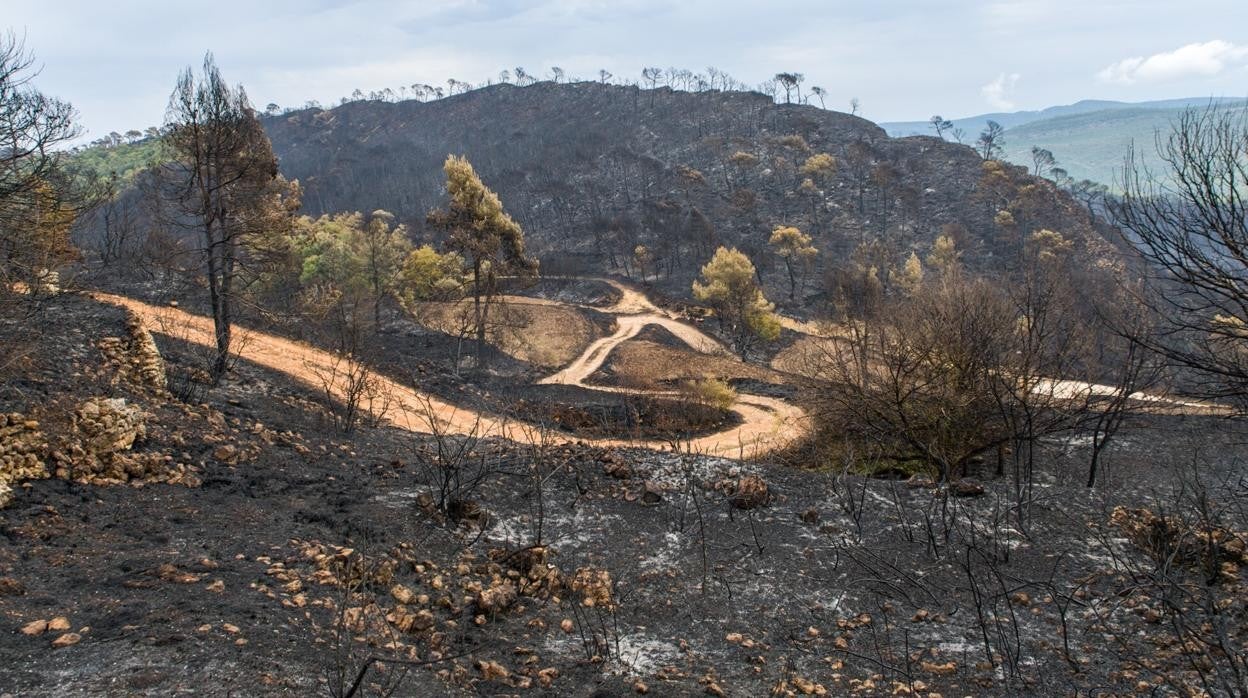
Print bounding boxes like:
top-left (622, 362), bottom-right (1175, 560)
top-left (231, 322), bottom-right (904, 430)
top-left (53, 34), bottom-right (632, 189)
top-left (95, 292), bottom-right (807, 459)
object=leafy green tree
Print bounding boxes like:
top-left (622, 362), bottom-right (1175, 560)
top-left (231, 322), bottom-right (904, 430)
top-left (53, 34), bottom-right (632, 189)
top-left (693, 247), bottom-right (781, 357)
top-left (768, 225), bottom-right (817, 301)
top-left (429, 155), bottom-right (536, 368)
top-left (361, 210), bottom-right (412, 328)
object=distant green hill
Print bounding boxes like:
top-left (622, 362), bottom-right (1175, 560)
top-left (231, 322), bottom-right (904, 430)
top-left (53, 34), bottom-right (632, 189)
top-left (1000, 101), bottom-right (1246, 188)
top-left (881, 97), bottom-right (1245, 188)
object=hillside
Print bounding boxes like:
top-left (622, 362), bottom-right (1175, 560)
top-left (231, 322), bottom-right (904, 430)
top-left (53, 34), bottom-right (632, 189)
top-left (258, 81), bottom-right (1109, 306)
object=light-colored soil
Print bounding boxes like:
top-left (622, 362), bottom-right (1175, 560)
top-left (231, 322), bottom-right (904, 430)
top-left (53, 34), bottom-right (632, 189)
top-left (413, 297), bottom-right (597, 368)
top-left (605, 340), bottom-right (787, 390)
top-left (96, 291), bottom-right (808, 459)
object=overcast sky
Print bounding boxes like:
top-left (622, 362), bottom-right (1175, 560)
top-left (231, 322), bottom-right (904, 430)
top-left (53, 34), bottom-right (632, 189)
top-left (9, 0), bottom-right (1248, 140)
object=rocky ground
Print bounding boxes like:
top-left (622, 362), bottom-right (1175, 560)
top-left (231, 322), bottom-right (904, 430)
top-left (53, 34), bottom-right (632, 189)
top-left (2, 293), bottom-right (1247, 697)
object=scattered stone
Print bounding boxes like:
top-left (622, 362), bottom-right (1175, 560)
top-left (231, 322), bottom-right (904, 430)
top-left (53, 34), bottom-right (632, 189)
top-left (601, 451), bottom-right (632, 479)
top-left (799, 507), bottom-right (820, 524)
top-left (730, 475), bottom-right (770, 509)
top-left (221, 623), bottom-right (240, 634)
top-left (51, 633), bottom-right (81, 648)
top-left (477, 659), bottom-right (509, 681)
top-left (0, 577), bottom-right (25, 596)
top-left (212, 444), bottom-right (239, 464)
top-left (477, 580), bottom-right (518, 615)
top-left (47, 617), bottom-right (71, 632)
top-left (157, 564), bottom-right (201, 584)
top-left (560, 619), bottom-right (574, 633)
top-left (391, 584), bottom-right (416, 605)
top-left (921, 660), bottom-right (957, 675)
top-left (20, 620), bottom-right (48, 636)
top-left (792, 677), bottom-right (827, 695)
top-left (951, 478), bottom-right (985, 497)
top-left (206, 580), bottom-right (225, 593)
top-left (633, 679), bottom-right (649, 694)
top-left (641, 480), bottom-right (664, 504)
top-left (538, 667), bottom-right (559, 688)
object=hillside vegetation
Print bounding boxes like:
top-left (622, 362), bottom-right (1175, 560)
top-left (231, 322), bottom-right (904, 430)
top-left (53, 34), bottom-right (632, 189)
top-left (255, 82), bottom-right (1112, 309)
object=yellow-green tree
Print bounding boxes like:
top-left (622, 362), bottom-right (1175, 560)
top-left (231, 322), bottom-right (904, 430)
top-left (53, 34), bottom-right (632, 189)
top-left (896, 251), bottom-right (924, 295)
top-left (799, 153), bottom-right (836, 182)
top-left (768, 225), bottom-right (817, 301)
top-left (693, 247), bottom-right (781, 357)
top-left (399, 245), bottom-right (464, 303)
top-left (430, 155), bottom-right (536, 368)
top-left (927, 234), bottom-right (962, 277)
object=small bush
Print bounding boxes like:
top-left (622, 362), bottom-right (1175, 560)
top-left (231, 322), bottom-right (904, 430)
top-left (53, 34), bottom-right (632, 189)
top-left (681, 377), bottom-right (737, 411)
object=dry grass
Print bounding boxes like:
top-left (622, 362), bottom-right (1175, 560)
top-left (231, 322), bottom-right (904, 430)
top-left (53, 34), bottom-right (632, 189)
top-left (413, 298), bottom-right (599, 368)
top-left (771, 335), bottom-right (843, 377)
top-left (604, 339), bottom-right (788, 390)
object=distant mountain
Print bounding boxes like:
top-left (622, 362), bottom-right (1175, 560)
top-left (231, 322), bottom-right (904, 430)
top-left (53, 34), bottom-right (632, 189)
top-left (879, 97), bottom-right (1240, 139)
top-left (998, 101), bottom-right (1247, 187)
top-left (881, 97), bottom-right (1246, 187)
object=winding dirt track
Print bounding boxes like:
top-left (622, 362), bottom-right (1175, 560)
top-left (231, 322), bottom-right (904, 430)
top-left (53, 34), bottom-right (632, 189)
top-left (95, 283), bottom-right (809, 459)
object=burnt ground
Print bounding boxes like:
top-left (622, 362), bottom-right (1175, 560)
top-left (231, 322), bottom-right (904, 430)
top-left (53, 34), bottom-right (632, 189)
top-left (3, 294), bottom-right (1248, 697)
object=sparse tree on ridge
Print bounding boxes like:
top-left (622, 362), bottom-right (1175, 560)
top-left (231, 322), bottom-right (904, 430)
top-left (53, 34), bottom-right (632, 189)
top-left (642, 67), bottom-right (662, 90)
top-left (1030, 146), bottom-right (1056, 178)
top-left (774, 72), bottom-right (804, 104)
top-left (810, 86), bottom-right (826, 108)
top-left (977, 120), bottom-right (1005, 160)
top-left (930, 115), bottom-right (952, 139)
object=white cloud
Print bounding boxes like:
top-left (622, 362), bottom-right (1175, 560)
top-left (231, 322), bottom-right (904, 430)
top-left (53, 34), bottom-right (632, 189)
top-left (980, 72), bottom-right (1020, 110)
top-left (1098, 39), bottom-right (1248, 84)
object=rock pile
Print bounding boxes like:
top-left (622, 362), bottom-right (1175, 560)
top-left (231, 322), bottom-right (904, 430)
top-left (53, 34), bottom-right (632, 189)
top-left (98, 314), bottom-right (167, 394)
top-left (0, 413), bottom-right (49, 508)
top-left (49, 397), bottom-right (196, 486)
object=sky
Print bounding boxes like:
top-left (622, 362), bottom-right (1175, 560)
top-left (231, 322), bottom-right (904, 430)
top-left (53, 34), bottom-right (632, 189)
top-left (8, 0), bottom-right (1248, 140)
